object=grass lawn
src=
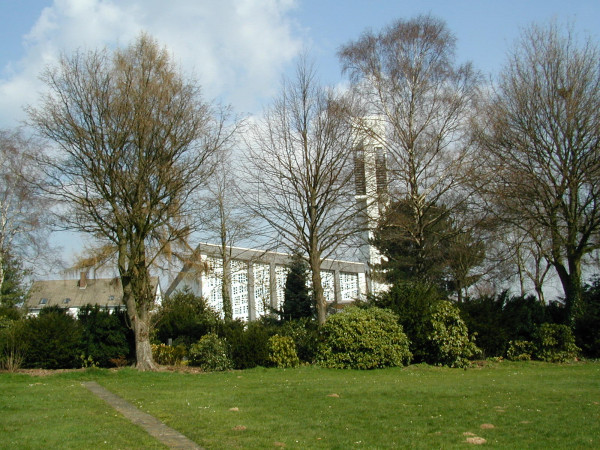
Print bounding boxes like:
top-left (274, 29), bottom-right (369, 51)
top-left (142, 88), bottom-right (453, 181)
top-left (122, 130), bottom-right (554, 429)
top-left (1, 361), bottom-right (599, 449)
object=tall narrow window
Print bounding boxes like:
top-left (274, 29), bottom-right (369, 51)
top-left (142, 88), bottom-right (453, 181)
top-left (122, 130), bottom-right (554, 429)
top-left (354, 145), bottom-right (366, 196)
top-left (375, 146), bottom-right (387, 195)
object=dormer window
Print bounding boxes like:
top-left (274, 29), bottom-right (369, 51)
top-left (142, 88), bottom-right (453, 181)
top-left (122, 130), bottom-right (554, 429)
top-left (108, 295), bottom-right (115, 302)
top-left (63, 298), bottom-right (71, 304)
top-left (39, 298), bottom-right (48, 305)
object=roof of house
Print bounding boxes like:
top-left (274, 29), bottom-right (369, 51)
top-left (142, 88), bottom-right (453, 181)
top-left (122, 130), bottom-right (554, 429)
top-left (26, 276), bottom-right (160, 311)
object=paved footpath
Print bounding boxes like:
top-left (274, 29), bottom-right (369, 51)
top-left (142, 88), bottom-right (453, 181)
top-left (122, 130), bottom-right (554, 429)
top-left (82, 381), bottom-right (203, 450)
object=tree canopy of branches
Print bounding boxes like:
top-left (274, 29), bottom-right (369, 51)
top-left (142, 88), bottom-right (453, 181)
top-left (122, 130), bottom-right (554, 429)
top-left (28, 34), bottom-right (231, 370)
top-left (479, 22), bottom-right (600, 324)
top-left (338, 15), bottom-right (482, 286)
top-left (203, 144), bottom-right (253, 320)
top-left (0, 129), bottom-right (52, 296)
top-left (244, 59), bottom-right (358, 325)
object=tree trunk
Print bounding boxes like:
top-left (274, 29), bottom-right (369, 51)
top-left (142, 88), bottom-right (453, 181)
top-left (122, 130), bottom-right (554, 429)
top-left (553, 256), bottom-right (583, 327)
top-left (119, 237), bottom-right (158, 371)
top-left (221, 243), bottom-right (233, 320)
top-left (0, 252), bottom-right (4, 296)
top-left (133, 304), bottom-right (157, 371)
top-left (309, 251), bottom-right (326, 326)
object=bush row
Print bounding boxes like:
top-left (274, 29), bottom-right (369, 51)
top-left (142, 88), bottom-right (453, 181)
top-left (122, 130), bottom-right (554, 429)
top-left (1, 283), bottom-right (590, 371)
top-left (0, 305), bottom-right (134, 370)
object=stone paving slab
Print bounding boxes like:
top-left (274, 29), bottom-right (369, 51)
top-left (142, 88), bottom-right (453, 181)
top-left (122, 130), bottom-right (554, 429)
top-left (82, 381), bottom-right (203, 450)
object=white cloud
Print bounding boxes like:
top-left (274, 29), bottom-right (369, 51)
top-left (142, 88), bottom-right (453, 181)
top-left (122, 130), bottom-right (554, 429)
top-left (0, 0), bottom-right (302, 128)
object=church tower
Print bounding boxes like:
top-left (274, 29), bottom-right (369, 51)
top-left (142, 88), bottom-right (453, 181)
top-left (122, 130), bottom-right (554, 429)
top-left (353, 117), bottom-right (388, 295)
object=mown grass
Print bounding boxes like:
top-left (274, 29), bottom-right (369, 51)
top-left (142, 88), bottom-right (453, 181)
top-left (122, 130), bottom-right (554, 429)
top-left (1, 361), bottom-right (599, 449)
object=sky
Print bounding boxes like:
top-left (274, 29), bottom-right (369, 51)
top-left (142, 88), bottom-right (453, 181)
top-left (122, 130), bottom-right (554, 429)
top-left (1, 0), bottom-right (600, 276)
top-left (2, 0), bottom-right (600, 130)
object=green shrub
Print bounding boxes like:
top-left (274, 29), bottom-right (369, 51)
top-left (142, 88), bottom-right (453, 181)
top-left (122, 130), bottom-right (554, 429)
top-left (153, 289), bottom-right (220, 347)
top-left (268, 335), bottom-right (300, 368)
top-left (277, 318), bottom-right (319, 363)
top-left (0, 320), bottom-right (27, 371)
top-left (188, 333), bottom-right (233, 371)
top-left (221, 320), bottom-right (273, 369)
top-left (533, 323), bottom-right (580, 363)
top-left (78, 305), bottom-right (133, 367)
top-left (317, 306), bottom-right (411, 370)
top-left (374, 281), bottom-right (442, 362)
top-left (506, 340), bottom-right (535, 361)
top-left (21, 306), bottom-right (83, 369)
top-left (425, 300), bottom-right (480, 368)
top-left (502, 294), bottom-right (547, 342)
top-left (151, 343), bottom-right (187, 365)
top-left (458, 294), bottom-right (508, 357)
top-left (576, 278), bottom-right (600, 357)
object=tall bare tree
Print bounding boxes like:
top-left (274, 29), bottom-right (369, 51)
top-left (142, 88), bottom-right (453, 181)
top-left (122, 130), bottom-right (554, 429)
top-left (0, 129), bottom-right (52, 296)
top-left (479, 22), bottom-right (600, 324)
top-left (244, 59), bottom-right (358, 325)
top-left (28, 34), bottom-right (231, 370)
top-left (339, 15), bottom-right (482, 281)
top-left (203, 142), bottom-right (253, 320)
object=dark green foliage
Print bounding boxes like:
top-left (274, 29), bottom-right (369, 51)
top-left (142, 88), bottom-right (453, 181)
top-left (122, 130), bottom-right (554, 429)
top-left (458, 294), bottom-right (508, 357)
top-left (78, 305), bottom-right (133, 367)
top-left (1, 252), bottom-right (29, 307)
top-left (459, 292), bottom-right (551, 358)
top-left (0, 304), bottom-right (23, 322)
top-left (277, 318), bottom-right (319, 363)
top-left (153, 288), bottom-right (220, 347)
top-left (21, 306), bottom-right (83, 369)
top-left (502, 294), bottom-right (547, 342)
top-left (372, 200), bottom-right (450, 286)
top-left (0, 319), bottom-right (27, 371)
top-left (576, 278), bottom-right (600, 357)
top-left (188, 333), bottom-right (233, 371)
top-left (281, 253), bottom-right (313, 321)
top-left (317, 306), bottom-right (412, 369)
top-left (375, 284), bottom-right (478, 367)
top-left (374, 281), bottom-right (442, 362)
top-left (220, 320), bottom-right (273, 369)
top-left (533, 323), bottom-right (580, 363)
top-left (372, 200), bottom-right (484, 297)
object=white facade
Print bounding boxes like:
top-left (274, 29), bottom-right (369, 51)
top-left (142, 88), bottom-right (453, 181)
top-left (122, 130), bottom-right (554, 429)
top-left (167, 243), bottom-right (367, 321)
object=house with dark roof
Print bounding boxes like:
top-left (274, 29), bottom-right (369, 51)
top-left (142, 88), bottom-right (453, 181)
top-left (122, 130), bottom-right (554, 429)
top-left (26, 272), bottom-right (162, 316)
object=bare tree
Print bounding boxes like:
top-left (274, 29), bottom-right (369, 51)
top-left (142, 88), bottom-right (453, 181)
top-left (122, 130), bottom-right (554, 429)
top-left (244, 59), bottom-right (359, 325)
top-left (338, 15), bottom-right (482, 282)
top-left (501, 224), bottom-right (552, 303)
top-left (203, 142), bottom-right (254, 320)
top-left (0, 129), bottom-right (53, 296)
top-left (479, 22), bottom-right (600, 323)
top-left (28, 34), bottom-right (231, 370)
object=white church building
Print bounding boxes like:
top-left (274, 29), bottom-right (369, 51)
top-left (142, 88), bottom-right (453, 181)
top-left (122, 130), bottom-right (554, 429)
top-left (166, 123), bottom-right (388, 321)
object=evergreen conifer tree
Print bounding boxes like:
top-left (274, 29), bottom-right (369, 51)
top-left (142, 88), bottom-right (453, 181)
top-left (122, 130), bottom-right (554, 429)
top-left (282, 254), bottom-right (313, 321)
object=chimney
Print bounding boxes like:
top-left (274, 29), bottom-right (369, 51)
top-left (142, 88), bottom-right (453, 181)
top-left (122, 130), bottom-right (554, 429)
top-left (79, 272), bottom-right (87, 289)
